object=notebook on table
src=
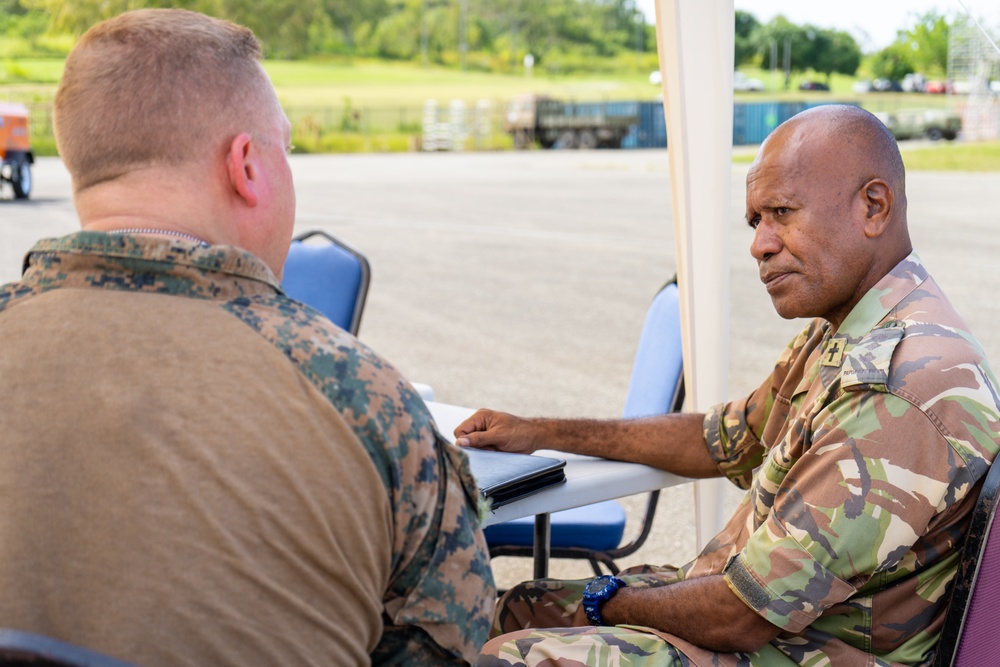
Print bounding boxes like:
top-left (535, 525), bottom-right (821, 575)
top-left (462, 447), bottom-right (567, 510)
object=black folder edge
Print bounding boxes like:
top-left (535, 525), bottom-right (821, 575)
top-left (461, 447), bottom-right (567, 510)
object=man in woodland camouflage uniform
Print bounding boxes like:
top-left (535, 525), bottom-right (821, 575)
top-left (456, 105), bottom-right (1000, 666)
top-left (0, 9), bottom-right (493, 666)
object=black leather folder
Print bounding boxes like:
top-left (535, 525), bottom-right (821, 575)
top-left (463, 447), bottom-right (567, 509)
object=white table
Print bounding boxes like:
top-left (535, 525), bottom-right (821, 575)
top-left (428, 400), bottom-right (692, 577)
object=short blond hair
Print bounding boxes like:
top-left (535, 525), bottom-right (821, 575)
top-left (54, 9), bottom-right (270, 190)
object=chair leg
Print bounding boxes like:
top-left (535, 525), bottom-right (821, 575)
top-left (587, 555), bottom-right (620, 577)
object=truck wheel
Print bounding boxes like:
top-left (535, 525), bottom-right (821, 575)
top-left (577, 130), bottom-right (598, 150)
top-left (514, 130), bottom-right (531, 150)
top-left (11, 160), bottom-right (31, 199)
top-left (926, 128), bottom-right (943, 141)
top-left (557, 130), bottom-right (577, 149)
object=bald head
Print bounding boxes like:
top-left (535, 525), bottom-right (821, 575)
top-left (762, 104), bottom-right (907, 225)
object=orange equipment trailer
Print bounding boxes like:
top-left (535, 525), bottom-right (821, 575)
top-left (0, 103), bottom-right (34, 199)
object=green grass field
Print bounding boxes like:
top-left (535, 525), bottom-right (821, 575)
top-left (1, 56), bottom-right (660, 104)
top-left (3, 57), bottom-right (998, 170)
top-left (734, 141), bottom-right (1000, 172)
top-left (0, 57), bottom-right (962, 108)
top-left (899, 141), bottom-right (1000, 171)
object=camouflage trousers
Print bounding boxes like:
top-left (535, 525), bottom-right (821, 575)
top-left (476, 564), bottom-right (698, 667)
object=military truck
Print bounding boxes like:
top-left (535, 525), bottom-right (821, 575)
top-left (504, 94), bottom-right (638, 150)
top-left (0, 102), bottom-right (34, 199)
top-left (876, 108), bottom-right (961, 142)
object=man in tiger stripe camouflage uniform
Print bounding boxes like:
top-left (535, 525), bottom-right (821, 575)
top-left (456, 105), bottom-right (1000, 666)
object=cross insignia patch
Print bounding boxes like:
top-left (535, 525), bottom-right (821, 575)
top-left (821, 339), bottom-right (845, 367)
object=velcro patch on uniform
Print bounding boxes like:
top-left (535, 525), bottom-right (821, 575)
top-left (841, 325), bottom-right (904, 388)
top-left (724, 555), bottom-right (770, 611)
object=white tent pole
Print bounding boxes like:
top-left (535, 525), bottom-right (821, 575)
top-left (653, 0), bottom-right (734, 551)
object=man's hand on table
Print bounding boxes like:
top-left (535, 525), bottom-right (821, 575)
top-left (454, 409), bottom-right (541, 454)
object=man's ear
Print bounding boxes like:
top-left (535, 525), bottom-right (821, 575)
top-left (226, 132), bottom-right (259, 208)
top-left (860, 178), bottom-right (893, 238)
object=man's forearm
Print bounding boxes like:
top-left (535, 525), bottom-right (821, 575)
top-left (529, 412), bottom-right (721, 479)
top-left (601, 575), bottom-right (780, 653)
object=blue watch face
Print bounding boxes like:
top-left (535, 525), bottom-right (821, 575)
top-left (585, 576), bottom-right (618, 598)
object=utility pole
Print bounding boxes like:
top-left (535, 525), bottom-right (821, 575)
top-left (421, 0), bottom-right (429, 67)
top-left (770, 40), bottom-right (778, 89)
top-left (783, 36), bottom-right (791, 89)
top-left (459, 0), bottom-right (468, 70)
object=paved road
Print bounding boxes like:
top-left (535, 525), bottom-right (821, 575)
top-left (4, 151), bottom-right (999, 586)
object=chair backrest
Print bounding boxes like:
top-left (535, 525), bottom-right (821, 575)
top-left (281, 230), bottom-right (371, 336)
top-left (935, 459), bottom-right (1000, 666)
top-left (623, 278), bottom-right (684, 418)
top-left (0, 629), bottom-right (139, 667)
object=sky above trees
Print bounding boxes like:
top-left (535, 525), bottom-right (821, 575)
top-left (636, 0), bottom-right (1000, 52)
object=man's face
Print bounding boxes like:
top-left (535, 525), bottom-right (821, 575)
top-left (745, 126), bottom-right (870, 329)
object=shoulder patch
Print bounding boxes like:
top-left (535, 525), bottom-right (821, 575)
top-left (841, 323), bottom-right (904, 388)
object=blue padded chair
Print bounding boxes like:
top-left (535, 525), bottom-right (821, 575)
top-left (0, 629), bottom-right (139, 666)
top-left (484, 278), bottom-right (685, 576)
top-left (933, 459), bottom-right (1000, 666)
top-left (281, 230), bottom-right (371, 336)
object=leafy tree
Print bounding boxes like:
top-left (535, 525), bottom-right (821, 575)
top-left (869, 42), bottom-right (915, 81)
top-left (751, 16), bottom-right (811, 89)
top-left (217, 0), bottom-right (326, 58)
top-left (1, 0), bottom-right (29, 15)
top-left (734, 10), bottom-right (759, 67)
top-left (10, 0), bottom-right (659, 66)
top-left (323, 0), bottom-right (389, 51)
top-left (899, 10), bottom-right (950, 76)
top-left (808, 28), bottom-right (861, 80)
top-left (366, 0), bottom-right (420, 59)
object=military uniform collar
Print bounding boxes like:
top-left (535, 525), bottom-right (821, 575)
top-left (815, 252), bottom-right (927, 385)
top-left (830, 252), bottom-right (928, 340)
top-left (22, 231), bottom-right (282, 295)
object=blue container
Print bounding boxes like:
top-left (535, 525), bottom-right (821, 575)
top-left (621, 101), bottom-right (667, 149)
top-left (616, 100), bottom-right (844, 149)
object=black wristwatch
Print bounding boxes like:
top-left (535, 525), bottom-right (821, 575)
top-left (582, 575), bottom-right (627, 626)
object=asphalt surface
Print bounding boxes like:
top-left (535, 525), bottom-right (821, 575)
top-left (4, 151), bottom-right (999, 588)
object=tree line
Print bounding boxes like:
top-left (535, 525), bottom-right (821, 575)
top-left (736, 9), bottom-right (957, 84)
top-left (2, 0), bottom-right (959, 82)
top-left (4, 0), bottom-right (652, 70)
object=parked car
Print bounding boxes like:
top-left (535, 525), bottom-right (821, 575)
top-left (872, 78), bottom-right (904, 92)
top-left (875, 108), bottom-right (961, 141)
top-left (925, 80), bottom-right (950, 94)
top-left (852, 80), bottom-right (873, 94)
top-left (733, 72), bottom-right (764, 92)
top-left (798, 81), bottom-right (830, 91)
top-left (902, 73), bottom-right (927, 93)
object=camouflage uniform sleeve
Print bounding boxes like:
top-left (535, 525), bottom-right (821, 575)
top-left (222, 295), bottom-right (495, 664)
top-left (722, 389), bottom-right (969, 633)
top-left (704, 321), bottom-right (826, 489)
top-left (374, 430), bottom-right (496, 666)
